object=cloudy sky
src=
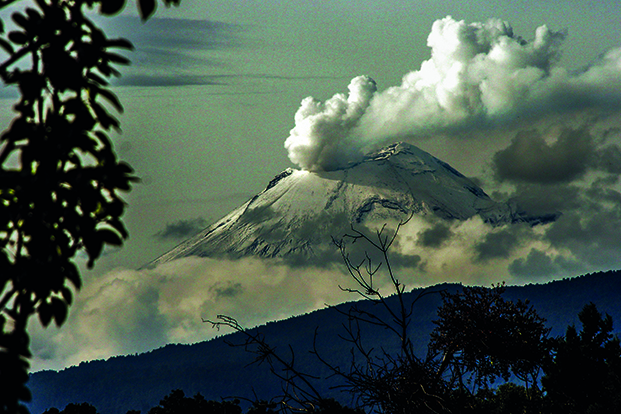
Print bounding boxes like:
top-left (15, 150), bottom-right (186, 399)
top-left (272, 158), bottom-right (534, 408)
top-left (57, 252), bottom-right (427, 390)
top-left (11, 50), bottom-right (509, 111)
top-left (2, 0), bottom-right (621, 372)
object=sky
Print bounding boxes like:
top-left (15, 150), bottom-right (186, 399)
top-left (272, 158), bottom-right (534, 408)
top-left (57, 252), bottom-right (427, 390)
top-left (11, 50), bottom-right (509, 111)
top-left (1, 0), bottom-right (621, 372)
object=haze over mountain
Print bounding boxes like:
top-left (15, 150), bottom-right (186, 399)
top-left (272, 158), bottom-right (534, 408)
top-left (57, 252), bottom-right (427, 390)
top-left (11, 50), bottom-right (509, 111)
top-left (27, 271), bottom-right (621, 414)
top-left (151, 142), bottom-right (556, 267)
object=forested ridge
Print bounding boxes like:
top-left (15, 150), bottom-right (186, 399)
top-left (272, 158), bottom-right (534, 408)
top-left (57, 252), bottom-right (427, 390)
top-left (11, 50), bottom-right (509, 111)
top-left (28, 270), bottom-right (621, 414)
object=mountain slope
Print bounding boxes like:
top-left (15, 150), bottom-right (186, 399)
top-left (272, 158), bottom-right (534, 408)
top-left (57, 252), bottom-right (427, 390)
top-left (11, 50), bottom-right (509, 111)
top-left (28, 271), bottom-right (621, 414)
top-left (150, 142), bottom-right (554, 266)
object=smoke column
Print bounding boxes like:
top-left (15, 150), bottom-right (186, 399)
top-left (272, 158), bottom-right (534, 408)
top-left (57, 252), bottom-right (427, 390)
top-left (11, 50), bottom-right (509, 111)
top-left (285, 16), bottom-right (621, 171)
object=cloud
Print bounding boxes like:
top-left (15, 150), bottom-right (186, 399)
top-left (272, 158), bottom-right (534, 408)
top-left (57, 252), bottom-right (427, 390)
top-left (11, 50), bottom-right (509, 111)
top-left (493, 128), bottom-right (596, 184)
top-left (154, 218), bottom-right (207, 240)
top-left (27, 14), bottom-right (621, 374)
top-left (508, 248), bottom-right (574, 280)
top-left (30, 187), bottom-right (621, 372)
top-left (209, 281), bottom-right (244, 298)
top-left (284, 76), bottom-right (377, 171)
top-left (484, 122), bottom-right (621, 279)
top-left (99, 16), bottom-right (243, 87)
top-left (284, 16), bottom-right (621, 171)
top-left (474, 225), bottom-right (526, 262)
top-left (113, 74), bottom-right (224, 87)
top-left (416, 221), bottom-right (453, 248)
top-left (30, 257), bottom-right (353, 371)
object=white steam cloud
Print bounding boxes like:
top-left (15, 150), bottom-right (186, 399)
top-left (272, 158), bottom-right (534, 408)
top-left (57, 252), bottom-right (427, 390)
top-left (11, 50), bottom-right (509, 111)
top-left (285, 16), bottom-right (621, 171)
top-left (284, 75), bottom-right (377, 171)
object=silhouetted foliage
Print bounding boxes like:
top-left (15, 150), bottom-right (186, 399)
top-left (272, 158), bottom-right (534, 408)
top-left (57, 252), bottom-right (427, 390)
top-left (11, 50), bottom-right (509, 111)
top-left (430, 284), bottom-right (550, 394)
top-left (327, 223), bottom-right (449, 413)
top-left (147, 389), bottom-right (242, 414)
top-left (472, 383), bottom-right (543, 414)
top-left (0, 0), bottom-right (180, 412)
top-left (542, 302), bottom-right (621, 414)
top-left (42, 402), bottom-right (98, 414)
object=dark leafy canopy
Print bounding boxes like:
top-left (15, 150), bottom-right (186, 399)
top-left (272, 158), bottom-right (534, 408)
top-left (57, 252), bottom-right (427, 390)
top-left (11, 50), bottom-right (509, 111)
top-left (430, 284), bottom-right (551, 390)
top-left (542, 302), bottom-right (621, 414)
top-left (42, 402), bottom-right (98, 414)
top-left (0, 0), bottom-right (179, 413)
top-left (147, 389), bottom-right (243, 414)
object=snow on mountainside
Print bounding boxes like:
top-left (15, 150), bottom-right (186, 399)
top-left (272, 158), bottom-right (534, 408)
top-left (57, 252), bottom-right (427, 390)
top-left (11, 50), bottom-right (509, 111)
top-left (149, 142), bottom-right (557, 266)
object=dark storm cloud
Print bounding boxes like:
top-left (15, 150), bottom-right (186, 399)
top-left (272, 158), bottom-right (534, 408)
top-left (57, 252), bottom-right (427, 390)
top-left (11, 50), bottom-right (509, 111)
top-left (545, 204), bottom-right (621, 269)
top-left (503, 150), bottom-right (621, 280)
top-left (509, 249), bottom-right (562, 279)
top-left (475, 227), bottom-right (523, 262)
top-left (155, 218), bottom-right (207, 240)
top-left (493, 128), bottom-right (596, 184)
top-left (417, 222), bottom-right (453, 248)
top-left (493, 183), bottom-right (579, 218)
top-left (389, 252), bottom-right (423, 269)
top-left (106, 16), bottom-right (242, 55)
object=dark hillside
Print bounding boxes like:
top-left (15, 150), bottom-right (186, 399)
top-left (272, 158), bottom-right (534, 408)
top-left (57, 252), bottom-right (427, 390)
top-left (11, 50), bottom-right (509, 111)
top-left (503, 270), bottom-right (621, 336)
top-left (28, 271), bottom-right (621, 414)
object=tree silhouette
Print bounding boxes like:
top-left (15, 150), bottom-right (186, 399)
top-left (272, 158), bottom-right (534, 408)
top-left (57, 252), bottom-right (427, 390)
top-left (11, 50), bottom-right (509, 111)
top-left (430, 284), bottom-right (550, 395)
top-left (542, 302), bottom-right (621, 414)
top-left (0, 0), bottom-right (179, 412)
top-left (209, 223), bottom-right (447, 414)
top-left (42, 402), bottom-right (98, 414)
top-left (147, 389), bottom-right (243, 414)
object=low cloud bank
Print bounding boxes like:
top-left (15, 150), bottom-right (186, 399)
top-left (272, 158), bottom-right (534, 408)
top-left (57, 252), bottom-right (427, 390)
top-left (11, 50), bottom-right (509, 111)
top-left (31, 174), bottom-right (621, 371)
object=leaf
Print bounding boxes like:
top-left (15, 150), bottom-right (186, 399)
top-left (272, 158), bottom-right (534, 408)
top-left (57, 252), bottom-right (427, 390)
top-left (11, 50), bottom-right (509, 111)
top-left (60, 286), bottom-right (73, 305)
top-left (38, 302), bottom-right (53, 327)
top-left (86, 71), bottom-right (109, 86)
top-left (51, 297), bottom-right (68, 326)
top-left (99, 0), bottom-right (127, 16)
top-left (95, 86), bottom-right (124, 113)
top-left (94, 130), bottom-right (113, 150)
top-left (0, 38), bottom-right (14, 55)
top-left (103, 51), bottom-right (130, 66)
top-left (11, 12), bottom-right (29, 30)
top-left (91, 101), bottom-right (120, 130)
top-left (65, 262), bottom-right (82, 290)
top-left (106, 37), bottom-right (134, 50)
top-left (138, 0), bottom-right (157, 21)
top-left (98, 228), bottom-right (123, 246)
top-left (25, 8), bottom-right (42, 24)
top-left (108, 218), bottom-right (129, 239)
top-left (106, 198), bottom-right (125, 217)
top-left (85, 231), bottom-right (104, 268)
top-left (8, 30), bottom-right (28, 45)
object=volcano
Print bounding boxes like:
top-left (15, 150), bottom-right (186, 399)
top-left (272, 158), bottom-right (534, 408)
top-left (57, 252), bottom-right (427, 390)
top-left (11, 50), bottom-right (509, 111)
top-left (149, 142), bottom-right (555, 266)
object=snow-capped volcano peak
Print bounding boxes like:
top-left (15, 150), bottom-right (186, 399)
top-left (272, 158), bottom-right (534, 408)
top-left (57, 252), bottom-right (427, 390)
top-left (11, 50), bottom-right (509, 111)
top-left (149, 142), bottom-right (555, 266)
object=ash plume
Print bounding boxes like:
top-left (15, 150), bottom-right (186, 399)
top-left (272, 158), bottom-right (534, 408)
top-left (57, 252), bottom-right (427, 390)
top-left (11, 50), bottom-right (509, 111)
top-left (285, 16), bottom-right (621, 171)
top-left (284, 75), bottom-right (377, 171)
